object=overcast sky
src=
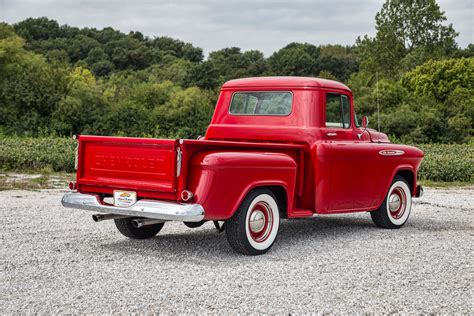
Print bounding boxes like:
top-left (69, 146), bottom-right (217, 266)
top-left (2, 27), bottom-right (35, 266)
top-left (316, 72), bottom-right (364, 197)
top-left (1, 0), bottom-right (472, 56)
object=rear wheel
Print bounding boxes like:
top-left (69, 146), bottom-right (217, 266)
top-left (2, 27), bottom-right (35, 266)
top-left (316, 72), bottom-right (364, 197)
top-left (184, 220), bottom-right (206, 228)
top-left (114, 217), bottom-right (164, 239)
top-left (225, 188), bottom-right (280, 255)
top-left (370, 176), bottom-right (412, 229)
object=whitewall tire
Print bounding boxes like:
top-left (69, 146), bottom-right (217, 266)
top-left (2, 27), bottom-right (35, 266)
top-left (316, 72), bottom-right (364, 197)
top-left (371, 176), bottom-right (412, 229)
top-left (225, 189), bottom-right (280, 255)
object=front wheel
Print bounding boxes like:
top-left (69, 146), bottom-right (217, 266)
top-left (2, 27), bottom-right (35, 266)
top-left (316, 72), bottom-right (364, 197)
top-left (225, 188), bottom-right (280, 255)
top-left (370, 176), bottom-right (412, 229)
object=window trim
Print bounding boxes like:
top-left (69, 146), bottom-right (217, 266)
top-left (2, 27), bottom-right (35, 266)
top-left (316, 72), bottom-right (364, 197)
top-left (341, 94), bottom-right (351, 129)
top-left (354, 112), bottom-right (360, 128)
top-left (228, 91), bottom-right (294, 117)
top-left (325, 92), bottom-right (352, 129)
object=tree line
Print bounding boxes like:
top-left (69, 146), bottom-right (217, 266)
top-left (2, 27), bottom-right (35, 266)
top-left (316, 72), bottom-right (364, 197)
top-left (0, 0), bottom-right (472, 143)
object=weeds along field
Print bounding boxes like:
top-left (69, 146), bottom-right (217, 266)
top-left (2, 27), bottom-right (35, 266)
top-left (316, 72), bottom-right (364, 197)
top-left (417, 143), bottom-right (473, 183)
top-left (0, 137), bottom-right (472, 184)
top-left (0, 137), bottom-right (76, 173)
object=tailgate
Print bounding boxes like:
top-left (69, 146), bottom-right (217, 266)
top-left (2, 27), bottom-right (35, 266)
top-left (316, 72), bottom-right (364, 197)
top-left (77, 136), bottom-right (178, 193)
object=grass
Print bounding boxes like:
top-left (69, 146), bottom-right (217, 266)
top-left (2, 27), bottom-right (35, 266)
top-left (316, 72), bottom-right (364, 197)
top-left (418, 179), bottom-right (473, 188)
top-left (416, 143), bottom-right (473, 183)
top-left (0, 172), bottom-right (74, 191)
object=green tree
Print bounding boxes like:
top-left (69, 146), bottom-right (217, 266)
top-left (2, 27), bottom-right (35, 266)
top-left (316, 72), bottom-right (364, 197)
top-left (52, 67), bottom-right (110, 135)
top-left (268, 42), bottom-right (320, 76)
top-left (105, 36), bottom-right (153, 70)
top-left (83, 27), bottom-right (125, 44)
top-left (144, 60), bottom-right (193, 86)
top-left (66, 34), bottom-right (101, 62)
top-left (13, 17), bottom-right (61, 41)
top-left (0, 24), bottom-right (68, 135)
top-left (356, 0), bottom-right (458, 76)
top-left (152, 86), bottom-right (214, 138)
top-left (401, 57), bottom-right (474, 101)
top-left (317, 45), bottom-right (359, 82)
top-left (151, 36), bottom-right (203, 63)
top-left (186, 61), bottom-right (220, 89)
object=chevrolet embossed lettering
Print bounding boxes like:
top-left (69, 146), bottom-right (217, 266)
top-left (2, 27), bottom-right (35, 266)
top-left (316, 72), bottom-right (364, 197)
top-left (379, 150), bottom-right (405, 156)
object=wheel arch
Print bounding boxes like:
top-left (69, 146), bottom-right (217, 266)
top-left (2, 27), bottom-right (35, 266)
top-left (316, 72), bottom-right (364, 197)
top-left (374, 166), bottom-right (417, 210)
top-left (241, 184), bottom-right (289, 219)
top-left (395, 169), bottom-right (415, 195)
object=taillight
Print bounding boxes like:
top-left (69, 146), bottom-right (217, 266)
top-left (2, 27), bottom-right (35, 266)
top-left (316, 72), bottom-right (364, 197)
top-left (68, 182), bottom-right (77, 190)
top-left (180, 190), bottom-right (193, 202)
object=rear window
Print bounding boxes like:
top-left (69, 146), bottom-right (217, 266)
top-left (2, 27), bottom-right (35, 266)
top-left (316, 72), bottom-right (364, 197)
top-left (229, 92), bottom-right (292, 116)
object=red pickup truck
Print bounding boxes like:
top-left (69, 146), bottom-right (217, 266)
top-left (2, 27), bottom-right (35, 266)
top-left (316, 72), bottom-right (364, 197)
top-left (62, 77), bottom-right (424, 255)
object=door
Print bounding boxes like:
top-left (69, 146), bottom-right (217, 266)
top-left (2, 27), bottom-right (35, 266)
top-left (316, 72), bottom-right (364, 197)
top-left (321, 92), bottom-right (377, 212)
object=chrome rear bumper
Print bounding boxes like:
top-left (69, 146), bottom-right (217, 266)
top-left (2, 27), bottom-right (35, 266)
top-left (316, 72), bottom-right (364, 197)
top-left (61, 192), bottom-right (205, 222)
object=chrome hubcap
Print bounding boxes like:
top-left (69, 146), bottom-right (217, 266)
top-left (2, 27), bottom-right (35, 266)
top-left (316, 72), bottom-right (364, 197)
top-left (389, 194), bottom-right (401, 212)
top-left (248, 201), bottom-right (273, 243)
top-left (249, 210), bottom-right (265, 233)
top-left (388, 187), bottom-right (407, 220)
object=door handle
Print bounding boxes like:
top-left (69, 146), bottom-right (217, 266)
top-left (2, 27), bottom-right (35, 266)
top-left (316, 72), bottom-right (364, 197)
top-left (327, 133), bottom-right (337, 137)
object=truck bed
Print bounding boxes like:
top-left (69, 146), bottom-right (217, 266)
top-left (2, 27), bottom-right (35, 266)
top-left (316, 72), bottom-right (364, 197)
top-left (76, 135), bottom-right (306, 200)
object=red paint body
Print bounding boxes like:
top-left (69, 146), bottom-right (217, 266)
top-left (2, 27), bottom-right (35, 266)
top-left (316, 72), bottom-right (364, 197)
top-left (75, 77), bottom-right (424, 220)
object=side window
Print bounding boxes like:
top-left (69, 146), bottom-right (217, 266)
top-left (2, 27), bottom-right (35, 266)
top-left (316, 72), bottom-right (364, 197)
top-left (325, 93), bottom-right (351, 128)
top-left (326, 94), bottom-right (342, 127)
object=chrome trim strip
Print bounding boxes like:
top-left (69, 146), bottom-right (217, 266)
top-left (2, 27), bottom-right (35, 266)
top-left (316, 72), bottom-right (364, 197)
top-left (62, 192), bottom-right (204, 222)
top-left (176, 147), bottom-right (182, 177)
top-left (74, 140), bottom-right (79, 170)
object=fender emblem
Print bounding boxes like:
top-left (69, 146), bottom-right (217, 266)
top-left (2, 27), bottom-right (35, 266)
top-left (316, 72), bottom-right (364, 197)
top-left (379, 150), bottom-right (405, 156)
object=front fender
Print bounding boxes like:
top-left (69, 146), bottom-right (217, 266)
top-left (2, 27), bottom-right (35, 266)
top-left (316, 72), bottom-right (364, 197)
top-left (187, 151), bottom-right (297, 220)
top-left (374, 144), bottom-right (424, 209)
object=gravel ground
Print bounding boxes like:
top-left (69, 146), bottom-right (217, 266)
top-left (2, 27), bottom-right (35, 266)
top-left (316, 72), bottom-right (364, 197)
top-left (0, 188), bottom-right (472, 313)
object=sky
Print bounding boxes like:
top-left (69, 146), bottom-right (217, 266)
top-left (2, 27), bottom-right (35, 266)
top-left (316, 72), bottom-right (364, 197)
top-left (1, 0), bottom-right (472, 56)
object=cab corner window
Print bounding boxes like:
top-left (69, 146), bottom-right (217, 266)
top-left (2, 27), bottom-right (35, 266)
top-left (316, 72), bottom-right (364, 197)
top-left (229, 92), bottom-right (292, 116)
top-left (325, 93), bottom-right (351, 128)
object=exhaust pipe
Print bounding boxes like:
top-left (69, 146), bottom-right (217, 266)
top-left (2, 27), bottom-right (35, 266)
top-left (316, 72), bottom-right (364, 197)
top-left (92, 214), bottom-right (129, 222)
top-left (132, 218), bottom-right (164, 228)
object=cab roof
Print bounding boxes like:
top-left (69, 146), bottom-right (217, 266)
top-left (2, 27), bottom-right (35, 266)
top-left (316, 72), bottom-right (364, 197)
top-left (222, 76), bottom-right (350, 91)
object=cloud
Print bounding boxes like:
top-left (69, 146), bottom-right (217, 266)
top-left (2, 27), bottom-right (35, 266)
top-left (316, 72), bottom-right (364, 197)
top-left (0, 0), bottom-right (471, 56)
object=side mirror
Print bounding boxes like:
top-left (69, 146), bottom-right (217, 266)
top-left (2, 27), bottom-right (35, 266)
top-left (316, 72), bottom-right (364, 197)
top-left (362, 116), bottom-right (369, 129)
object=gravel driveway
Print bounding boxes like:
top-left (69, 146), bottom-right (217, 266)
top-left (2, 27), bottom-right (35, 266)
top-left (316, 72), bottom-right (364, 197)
top-left (1, 188), bottom-right (472, 313)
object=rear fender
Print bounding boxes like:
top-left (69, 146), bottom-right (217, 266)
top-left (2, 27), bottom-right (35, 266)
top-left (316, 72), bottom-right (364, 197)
top-left (187, 151), bottom-right (297, 220)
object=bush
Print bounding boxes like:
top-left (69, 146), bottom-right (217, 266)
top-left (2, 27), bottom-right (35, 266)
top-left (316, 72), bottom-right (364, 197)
top-left (0, 137), bottom-right (75, 172)
top-left (417, 143), bottom-right (473, 183)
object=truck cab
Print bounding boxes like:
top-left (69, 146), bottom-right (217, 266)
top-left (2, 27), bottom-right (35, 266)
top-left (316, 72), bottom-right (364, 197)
top-left (62, 77), bottom-right (424, 255)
